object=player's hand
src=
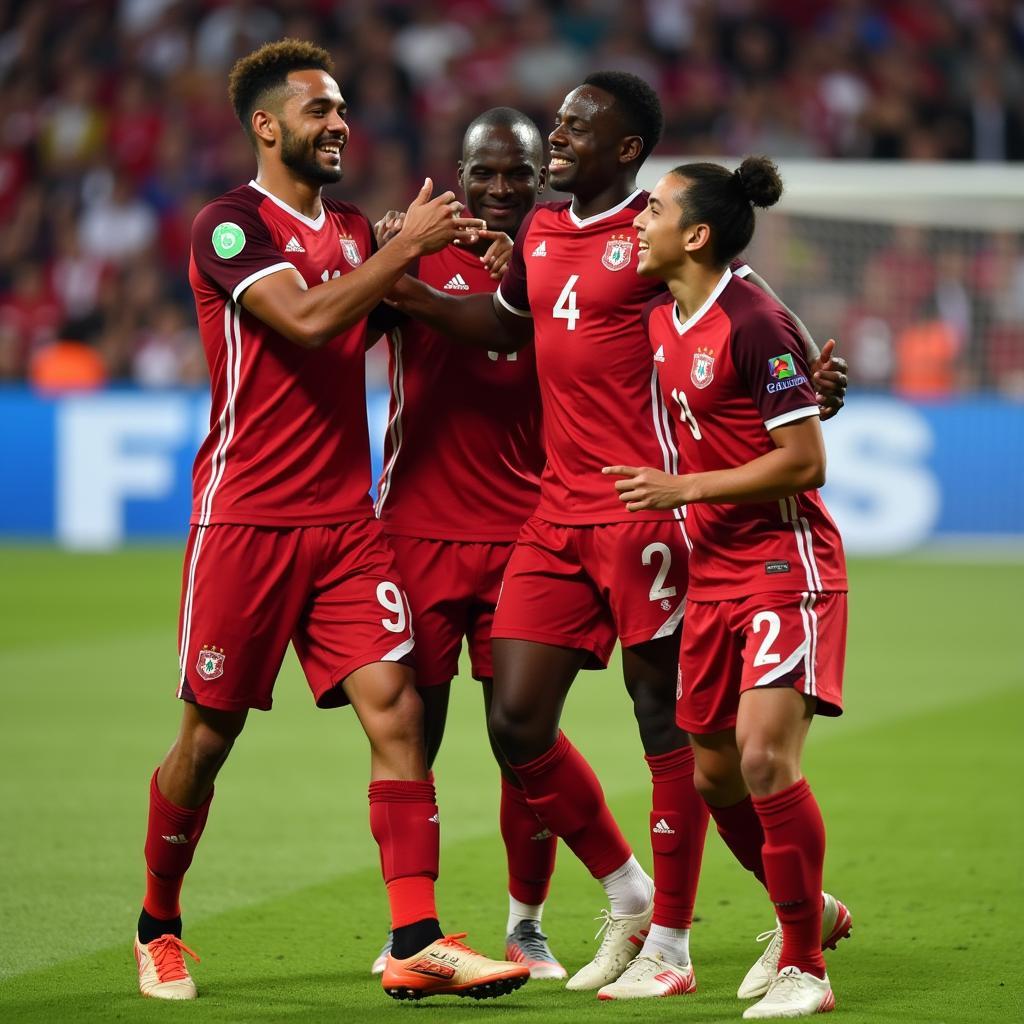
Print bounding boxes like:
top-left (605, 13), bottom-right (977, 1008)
top-left (374, 210), bottom-right (404, 247)
top-left (474, 230), bottom-right (514, 279)
top-left (603, 465), bottom-right (689, 511)
top-left (399, 178), bottom-right (485, 256)
top-left (811, 338), bottom-right (848, 421)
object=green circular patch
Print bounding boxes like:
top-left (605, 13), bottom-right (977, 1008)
top-left (212, 222), bottom-right (246, 259)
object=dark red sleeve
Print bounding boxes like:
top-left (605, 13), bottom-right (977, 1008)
top-left (191, 195), bottom-right (296, 303)
top-left (641, 292), bottom-right (673, 336)
top-left (730, 304), bottom-right (819, 431)
top-left (494, 205), bottom-right (541, 317)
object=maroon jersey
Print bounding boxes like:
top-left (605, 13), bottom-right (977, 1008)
top-left (188, 181), bottom-right (376, 527)
top-left (374, 243), bottom-right (543, 541)
top-left (643, 269), bottom-right (847, 600)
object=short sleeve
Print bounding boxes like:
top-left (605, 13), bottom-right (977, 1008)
top-left (730, 256), bottom-right (752, 278)
top-left (731, 306), bottom-right (818, 432)
top-left (191, 197), bottom-right (296, 303)
top-left (494, 206), bottom-right (539, 318)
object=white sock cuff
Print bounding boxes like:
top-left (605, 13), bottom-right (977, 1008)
top-left (507, 895), bottom-right (544, 934)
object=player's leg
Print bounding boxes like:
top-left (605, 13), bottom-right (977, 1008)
top-left (734, 592), bottom-right (849, 1019)
top-left (594, 522), bottom-right (703, 999)
top-left (136, 524), bottom-right (305, 1000)
top-left (300, 522), bottom-right (528, 1000)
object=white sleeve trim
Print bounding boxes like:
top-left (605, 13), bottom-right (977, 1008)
top-left (765, 405), bottom-right (819, 431)
top-left (494, 285), bottom-right (533, 318)
top-left (733, 262), bottom-right (752, 278)
top-left (231, 262), bottom-right (297, 303)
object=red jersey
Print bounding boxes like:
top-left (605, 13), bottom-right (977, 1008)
top-left (643, 269), bottom-right (847, 600)
top-left (188, 181), bottom-right (376, 527)
top-left (374, 243), bottom-right (543, 541)
top-left (496, 190), bottom-right (750, 525)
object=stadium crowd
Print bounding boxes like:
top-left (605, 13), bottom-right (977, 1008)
top-left (1, 0), bottom-right (1023, 393)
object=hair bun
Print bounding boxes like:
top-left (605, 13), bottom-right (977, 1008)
top-left (734, 156), bottom-right (783, 209)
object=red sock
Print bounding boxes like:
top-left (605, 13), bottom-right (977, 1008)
top-left (512, 731), bottom-right (631, 880)
top-left (707, 795), bottom-right (767, 888)
top-left (646, 747), bottom-right (710, 929)
top-left (368, 780), bottom-right (439, 928)
top-left (143, 768), bottom-right (213, 920)
top-left (752, 779), bottom-right (826, 978)
top-left (500, 776), bottom-right (556, 905)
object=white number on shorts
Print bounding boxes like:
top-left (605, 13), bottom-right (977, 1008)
top-left (642, 542), bottom-right (677, 601)
top-left (376, 581), bottom-right (407, 633)
top-left (671, 387), bottom-right (702, 440)
top-left (752, 611), bottom-right (782, 666)
top-left (552, 275), bottom-right (581, 330)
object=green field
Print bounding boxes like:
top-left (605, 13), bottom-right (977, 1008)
top-left (0, 548), bottom-right (1021, 1023)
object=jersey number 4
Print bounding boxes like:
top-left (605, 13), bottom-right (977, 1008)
top-left (553, 275), bottom-right (580, 330)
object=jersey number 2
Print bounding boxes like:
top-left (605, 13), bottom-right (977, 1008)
top-left (751, 611), bottom-right (782, 666)
top-left (642, 542), bottom-right (677, 601)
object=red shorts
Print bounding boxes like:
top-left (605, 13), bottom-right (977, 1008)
top-left (176, 520), bottom-right (414, 712)
top-left (385, 534), bottom-right (514, 687)
top-left (491, 515), bottom-right (689, 667)
top-left (677, 591), bottom-right (846, 734)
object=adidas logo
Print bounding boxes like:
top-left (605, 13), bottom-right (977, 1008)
top-left (530, 828), bottom-right (553, 841)
top-left (428, 812), bottom-right (440, 824)
top-left (443, 273), bottom-right (469, 291)
top-left (284, 236), bottom-right (305, 253)
top-left (161, 833), bottom-right (189, 845)
top-left (653, 345), bottom-right (665, 363)
top-left (652, 818), bottom-right (675, 835)
top-left (531, 240), bottom-right (547, 257)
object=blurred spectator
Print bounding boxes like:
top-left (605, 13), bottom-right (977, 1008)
top-left (0, 0), bottom-right (1020, 390)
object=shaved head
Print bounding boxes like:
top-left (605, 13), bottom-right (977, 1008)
top-left (462, 107), bottom-right (543, 165)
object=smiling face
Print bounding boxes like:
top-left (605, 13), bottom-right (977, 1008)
top-left (547, 84), bottom-right (640, 197)
top-left (272, 69), bottom-right (348, 185)
top-left (633, 172), bottom-right (689, 278)
top-left (458, 122), bottom-right (545, 235)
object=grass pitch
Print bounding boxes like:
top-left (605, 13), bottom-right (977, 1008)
top-left (0, 547), bottom-right (1021, 1022)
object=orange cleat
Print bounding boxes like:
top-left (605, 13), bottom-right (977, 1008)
top-left (134, 933), bottom-right (200, 1000)
top-left (381, 933), bottom-right (529, 1001)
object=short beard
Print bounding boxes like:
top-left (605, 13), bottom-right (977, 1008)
top-left (279, 123), bottom-right (342, 185)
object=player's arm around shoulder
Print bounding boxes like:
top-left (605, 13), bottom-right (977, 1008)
top-left (240, 180), bottom-right (483, 349)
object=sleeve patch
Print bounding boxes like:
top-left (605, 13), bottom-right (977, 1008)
top-left (212, 222), bottom-right (246, 259)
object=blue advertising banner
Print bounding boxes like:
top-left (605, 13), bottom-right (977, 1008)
top-left (0, 388), bottom-right (1020, 552)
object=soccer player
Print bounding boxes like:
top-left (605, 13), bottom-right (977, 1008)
top-left (132, 39), bottom-right (528, 1003)
top-left (386, 72), bottom-right (847, 998)
top-left (606, 155), bottom-right (849, 1018)
top-left (369, 108), bottom-right (571, 980)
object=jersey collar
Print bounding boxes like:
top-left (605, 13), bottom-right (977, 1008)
top-left (672, 267), bottom-right (733, 335)
top-left (567, 187), bottom-right (644, 228)
top-left (248, 179), bottom-right (326, 231)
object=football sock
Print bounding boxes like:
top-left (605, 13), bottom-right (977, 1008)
top-left (646, 747), bottom-right (710, 930)
top-left (597, 855), bottom-right (655, 917)
top-left (752, 778), bottom-right (827, 979)
top-left (368, 779), bottom-right (441, 949)
top-left (141, 768), bottom-right (213, 924)
top-left (500, 775), bottom-right (556, 909)
top-left (392, 917), bottom-right (445, 960)
top-left (137, 909), bottom-right (182, 945)
top-left (512, 730), bottom-right (633, 881)
top-left (640, 923), bottom-right (691, 967)
top-left (506, 895), bottom-right (545, 935)
top-left (706, 794), bottom-right (767, 887)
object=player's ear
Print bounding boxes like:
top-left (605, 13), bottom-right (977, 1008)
top-left (683, 223), bottom-right (711, 253)
top-left (537, 165), bottom-right (548, 193)
top-left (251, 108), bottom-right (277, 147)
top-left (456, 160), bottom-right (466, 190)
top-left (619, 135), bottom-right (644, 166)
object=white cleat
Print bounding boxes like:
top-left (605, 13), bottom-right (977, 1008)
top-left (738, 893), bottom-right (851, 999)
top-left (371, 931), bottom-right (393, 976)
top-left (134, 933), bottom-right (199, 1000)
top-left (742, 965), bottom-right (834, 1019)
top-left (565, 899), bottom-right (654, 991)
top-left (596, 951), bottom-right (696, 1000)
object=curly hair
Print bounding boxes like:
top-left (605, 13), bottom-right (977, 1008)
top-left (228, 39), bottom-right (334, 138)
top-left (583, 70), bottom-right (663, 166)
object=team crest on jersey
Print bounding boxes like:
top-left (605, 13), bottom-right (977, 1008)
top-left (691, 346), bottom-right (715, 389)
top-left (196, 646), bottom-right (225, 681)
top-left (601, 233), bottom-right (633, 271)
top-left (339, 235), bottom-right (362, 267)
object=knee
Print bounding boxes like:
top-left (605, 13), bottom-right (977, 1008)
top-left (627, 679), bottom-right (678, 751)
top-left (740, 744), bottom-right (794, 797)
top-left (488, 696), bottom-right (550, 764)
top-left (375, 681), bottom-right (424, 744)
top-left (186, 720), bottom-right (239, 778)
